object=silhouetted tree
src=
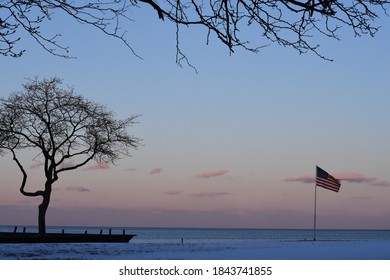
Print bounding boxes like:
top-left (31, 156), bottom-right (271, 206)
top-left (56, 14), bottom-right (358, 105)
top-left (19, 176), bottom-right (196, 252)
top-left (0, 77), bottom-right (141, 234)
top-left (1, 1), bottom-right (389, 65)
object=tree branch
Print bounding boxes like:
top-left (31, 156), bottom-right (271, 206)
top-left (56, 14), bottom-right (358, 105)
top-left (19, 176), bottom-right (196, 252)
top-left (138, 0), bottom-right (165, 20)
top-left (11, 149), bottom-right (44, 197)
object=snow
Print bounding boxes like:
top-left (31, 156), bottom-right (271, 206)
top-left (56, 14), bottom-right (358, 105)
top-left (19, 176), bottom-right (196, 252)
top-left (1, 240), bottom-right (390, 260)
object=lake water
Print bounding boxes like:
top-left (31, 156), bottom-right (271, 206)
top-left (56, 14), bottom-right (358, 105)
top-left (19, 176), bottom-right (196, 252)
top-left (2, 225), bottom-right (390, 243)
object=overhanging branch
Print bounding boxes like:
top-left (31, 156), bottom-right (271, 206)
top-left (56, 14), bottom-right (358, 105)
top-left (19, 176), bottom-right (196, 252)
top-left (138, 0), bottom-right (165, 20)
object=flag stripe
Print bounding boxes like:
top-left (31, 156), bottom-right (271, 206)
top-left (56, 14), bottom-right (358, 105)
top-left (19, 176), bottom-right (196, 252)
top-left (316, 166), bottom-right (341, 192)
top-left (317, 178), bottom-right (340, 192)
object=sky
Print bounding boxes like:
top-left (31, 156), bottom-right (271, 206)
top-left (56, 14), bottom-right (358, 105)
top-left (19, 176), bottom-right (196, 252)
top-left (1, 5), bottom-right (390, 230)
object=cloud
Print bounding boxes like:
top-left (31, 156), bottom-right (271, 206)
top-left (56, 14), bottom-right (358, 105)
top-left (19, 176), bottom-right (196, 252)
top-left (196, 169), bottom-right (229, 178)
top-left (29, 162), bottom-right (44, 169)
top-left (284, 175), bottom-right (314, 184)
top-left (58, 160), bottom-right (76, 169)
top-left (285, 172), bottom-right (390, 187)
top-left (83, 162), bottom-right (110, 171)
top-left (370, 180), bottom-right (390, 187)
top-left (334, 173), bottom-right (377, 184)
top-left (164, 190), bottom-right (183, 195)
top-left (150, 168), bottom-right (162, 175)
top-left (190, 191), bottom-right (230, 198)
top-left (66, 186), bottom-right (90, 192)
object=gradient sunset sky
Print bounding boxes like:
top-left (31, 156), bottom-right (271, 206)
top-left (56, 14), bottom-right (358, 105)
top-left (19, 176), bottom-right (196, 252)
top-left (1, 8), bottom-right (390, 230)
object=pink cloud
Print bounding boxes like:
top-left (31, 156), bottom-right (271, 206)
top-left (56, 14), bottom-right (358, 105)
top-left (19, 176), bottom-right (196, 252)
top-left (83, 162), bottom-right (110, 171)
top-left (334, 172), bottom-right (376, 183)
top-left (164, 190), bottom-right (183, 195)
top-left (190, 191), bottom-right (229, 198)
top-left (66, 186), bottom-right (90, 192)
top-left (58, 160), bottom-right (76, 169)
top-left (196, 169), bottom-right (229, 178)
top-left (29, 162), bottom-right (44, 169)
top-left (150, 168), bottom-right (162, 175)
top-left (285, 172), bottom-right (390, 187)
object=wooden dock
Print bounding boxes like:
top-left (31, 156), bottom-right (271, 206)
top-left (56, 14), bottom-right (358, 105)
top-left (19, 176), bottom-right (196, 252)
top-left (0, 227), bottom-right (136, 243)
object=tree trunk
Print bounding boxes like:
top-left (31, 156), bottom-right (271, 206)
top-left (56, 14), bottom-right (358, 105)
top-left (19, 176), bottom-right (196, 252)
top-left (38, 184), bottom-right (52, 235)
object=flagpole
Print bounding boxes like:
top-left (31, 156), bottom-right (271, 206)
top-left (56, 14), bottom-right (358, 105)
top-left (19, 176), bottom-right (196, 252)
top-left (314, 166), bottom-right (317, 241)
top-left (312, 165), bottom-right (341, 241)
top-left (313, 184), bottom-right (317, 241)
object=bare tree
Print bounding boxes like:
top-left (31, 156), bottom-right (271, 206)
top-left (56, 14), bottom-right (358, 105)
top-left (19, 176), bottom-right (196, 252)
top-left (0, 77), bottom-right (141, 234)
top-left (1, 1), bottom-right (389, 65)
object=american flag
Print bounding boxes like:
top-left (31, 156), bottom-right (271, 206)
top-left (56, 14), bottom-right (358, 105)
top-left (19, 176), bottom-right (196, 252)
top-left (316, 166), bottom-right (341, 192)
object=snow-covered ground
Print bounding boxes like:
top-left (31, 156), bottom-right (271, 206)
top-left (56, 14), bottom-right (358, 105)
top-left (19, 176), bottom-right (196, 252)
top-left (1, 240), bottom-right (390, 259)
